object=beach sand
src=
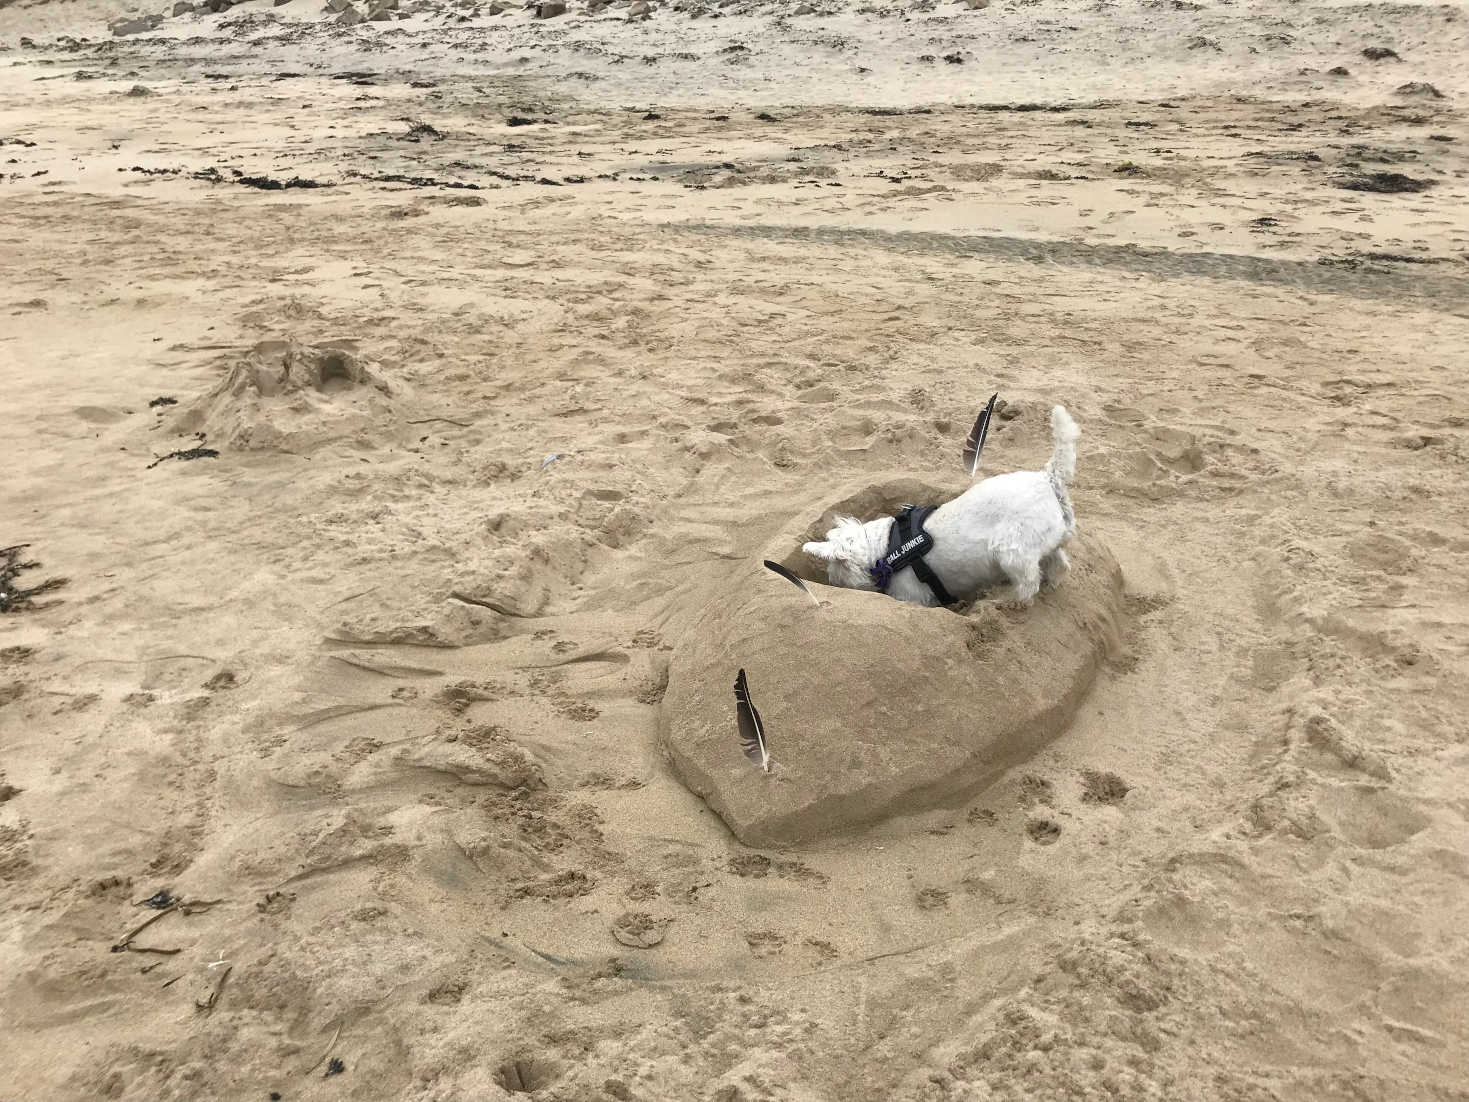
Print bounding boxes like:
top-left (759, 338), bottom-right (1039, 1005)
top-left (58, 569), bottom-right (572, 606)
top-left (1, 1), bottom-right (1467, 1098)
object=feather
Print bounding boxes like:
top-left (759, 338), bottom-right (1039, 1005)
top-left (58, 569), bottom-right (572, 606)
top-left (962, 392), bottom-right (999, 478)
top-left (734, 668), bottom-right (772, 773)
top-left (762, 560), bottom-right (820, 605)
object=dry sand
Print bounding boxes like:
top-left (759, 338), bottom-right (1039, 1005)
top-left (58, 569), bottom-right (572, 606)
top-left (1, 0), bottom-right (1468, 1098)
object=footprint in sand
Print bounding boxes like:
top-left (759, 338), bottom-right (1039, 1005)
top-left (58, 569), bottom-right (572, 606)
top-left (916, 887), bottom-right (951, 910)
top-left (1080, 770), bottom-right (1131, 805)
top-left (611, 911), bottom-right (671, 949)
top-left (745, 930), bottom-right (786, 958)
top-left (805, 938), bottom-right (839, 962)
top-left (0, 823), bottom-right (35, 882)
top-left (494, 1056), bottom-right (562, 1095)
top-left (1316, 784), bottom-right (1431, 850)
top-left (1018, 774), bottom-right (1056, 807)
top-left (1026, 818), bottom-right (1062, 846)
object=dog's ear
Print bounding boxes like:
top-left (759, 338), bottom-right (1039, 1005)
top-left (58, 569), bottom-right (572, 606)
top-left (803, 540), bottom-right (838, 561)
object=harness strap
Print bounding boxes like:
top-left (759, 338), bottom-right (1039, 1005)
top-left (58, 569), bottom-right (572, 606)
top-left (873, 505), bottom-right (958, 606)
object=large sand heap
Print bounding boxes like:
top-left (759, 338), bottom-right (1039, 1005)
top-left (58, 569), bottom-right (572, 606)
top-left (661, 479), bottom-right (1125, 846)
top-left (172, 338), bottom-right (399, 451)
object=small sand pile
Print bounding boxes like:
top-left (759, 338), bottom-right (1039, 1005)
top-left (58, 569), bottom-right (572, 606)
top-left (660, 479), bottom-right (1125, 846)
top-left (172, 338), bottom-right (399, 451)
top-left (330, 596), bottom-right (512, 649)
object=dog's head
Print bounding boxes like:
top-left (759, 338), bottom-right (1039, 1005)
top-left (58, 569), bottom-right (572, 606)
top-left (802, 516), bottom-right (882, 591)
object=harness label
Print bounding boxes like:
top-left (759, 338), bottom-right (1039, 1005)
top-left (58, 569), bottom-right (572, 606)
top-left (885, 532), bottom-right (931, 568)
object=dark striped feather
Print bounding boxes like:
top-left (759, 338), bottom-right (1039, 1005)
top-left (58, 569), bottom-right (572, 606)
top-left (962, 392), bottom-right (999, 478)
top-left (762, 559), bottom-right (820, 605)
top-left (734, 668), bottom-right (771, 773)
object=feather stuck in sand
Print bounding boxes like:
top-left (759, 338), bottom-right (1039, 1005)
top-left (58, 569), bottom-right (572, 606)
top-left (762, 559), bottom-right (821, 605)
top-left (734, 668), bottom-right (772, 773)
top-left (962, 392), bottom-right (998, 478)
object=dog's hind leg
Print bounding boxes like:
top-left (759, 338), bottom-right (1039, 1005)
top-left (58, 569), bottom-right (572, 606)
top-left (1040, 548), bottom-right (1070, 591)
top-left (995, 554), bottom-right (1043, 605)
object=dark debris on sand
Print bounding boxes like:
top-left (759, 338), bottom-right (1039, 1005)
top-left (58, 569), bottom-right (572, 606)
top-left (1, 545), bottom-right (68, 613)
top-left (123, 165), bottom-right (332, 190)
top-left (347, 166), bottom-right (585, 190)
top-left (147, 433), bottom-right (220, 469)
top-left (399, 120), bottom-right (445, 142)
top-left (234, 174), bottom-right (330, 191)
top-left (346, 170), bottom-right (485, 191)
top-left (1334, 172), bottom-right (1435, 193)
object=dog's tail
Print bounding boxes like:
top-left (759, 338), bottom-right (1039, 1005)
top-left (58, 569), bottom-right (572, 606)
top-left (1044, 405), bottom-right (1080, 531)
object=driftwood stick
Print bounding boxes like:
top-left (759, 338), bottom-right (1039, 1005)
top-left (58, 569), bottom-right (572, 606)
top-left (304, 1022), bottom-right (344, 1077)
top-left (112, 903), bottom-right (180, 952)
top-left (196, 963), bottom-right (232, 1012)
top-left (110, 898), bottom-right (223, 952)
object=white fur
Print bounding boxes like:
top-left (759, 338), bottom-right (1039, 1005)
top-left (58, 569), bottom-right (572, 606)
top-left (803, 405), bottom-right (1080, 607)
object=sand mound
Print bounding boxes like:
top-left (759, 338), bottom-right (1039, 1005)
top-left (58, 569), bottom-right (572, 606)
top-left (173, 338), bottom-right (399, 451)
top-left (661, 478), bottom-right (1125, 847)
top-left (329, 596), bottom-right (512, 649)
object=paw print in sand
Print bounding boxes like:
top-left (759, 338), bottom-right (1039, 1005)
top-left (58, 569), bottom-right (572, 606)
top-left (1026, 818), bottom-right (1062, 846)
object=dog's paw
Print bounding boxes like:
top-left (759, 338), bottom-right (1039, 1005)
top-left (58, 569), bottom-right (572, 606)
top-left (1040, 550), bottom-right (1070, 591)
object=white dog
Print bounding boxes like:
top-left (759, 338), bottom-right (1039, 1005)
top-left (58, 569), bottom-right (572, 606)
top-left (803, 405), bottom-right (1080, 607)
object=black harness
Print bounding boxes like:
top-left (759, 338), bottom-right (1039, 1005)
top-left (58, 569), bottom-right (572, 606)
top-left (867, 505), bottom-right (957, 606)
